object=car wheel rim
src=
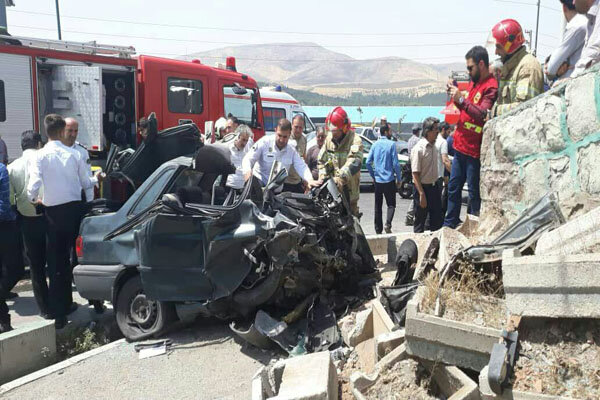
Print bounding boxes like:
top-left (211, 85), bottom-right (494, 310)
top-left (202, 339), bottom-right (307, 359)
top-left (129, 293), bottom-right (158, 326)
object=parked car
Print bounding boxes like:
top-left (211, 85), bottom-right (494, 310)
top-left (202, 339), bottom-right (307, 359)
top-left (74, 138), bottom-right (376, 341)
top-left (359, 135), bottom-right (408, 189)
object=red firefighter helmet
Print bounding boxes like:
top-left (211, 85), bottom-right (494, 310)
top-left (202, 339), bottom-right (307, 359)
top-left (325, 106), bottom-right (351, 134)
top-left (492, 19), bottom-right (525, 55)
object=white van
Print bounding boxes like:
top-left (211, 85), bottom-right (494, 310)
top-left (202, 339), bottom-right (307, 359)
top-left (260, 88), bottom-right (317, 136)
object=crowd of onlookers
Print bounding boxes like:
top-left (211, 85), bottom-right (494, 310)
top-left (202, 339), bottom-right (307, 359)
top-left (0, 0), bottom-right (599, 333)
top-left (0, 115), bottom-right (104, 333)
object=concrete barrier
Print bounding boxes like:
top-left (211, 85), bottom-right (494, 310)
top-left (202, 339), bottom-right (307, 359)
top-left (0, 320), bottom-right (56, 385)
top-left (536, 206), bottom-right (600, 256)
top-left (503, 249), bottom-right (600, 318)
top-left (351, 345), bottom-right (479, 400)
top-left (479, 366), bottom-right (576, 400)
top-left (405, 286), bottom-right (503, 372)
top-left (252, 351), bottom-right (338, 400)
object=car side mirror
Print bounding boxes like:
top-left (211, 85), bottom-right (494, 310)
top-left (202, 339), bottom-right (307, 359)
top-left (232, 84), bottom-right (248, 95)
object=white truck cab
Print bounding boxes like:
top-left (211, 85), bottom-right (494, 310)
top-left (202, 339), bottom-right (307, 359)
top-left (259, 88), bottom-right (316, 136)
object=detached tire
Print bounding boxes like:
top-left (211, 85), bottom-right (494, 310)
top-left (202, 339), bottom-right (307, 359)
top-left (115, 275), bottom-right (175, 341)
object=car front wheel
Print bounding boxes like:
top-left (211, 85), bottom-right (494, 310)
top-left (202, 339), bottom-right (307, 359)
top-left (115, 275), bottom-right (175, 341)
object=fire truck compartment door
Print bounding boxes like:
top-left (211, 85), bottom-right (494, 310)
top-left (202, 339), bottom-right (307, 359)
top-left (0, 53), bottom-right (34, 161)
top-left (52, 65), bottom-right (103, 151)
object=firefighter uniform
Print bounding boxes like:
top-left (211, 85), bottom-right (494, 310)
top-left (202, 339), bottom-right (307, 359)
top-left (493, 46), bottom-right (543, 117)
top-left (317, 130), bottom-right (363, 216)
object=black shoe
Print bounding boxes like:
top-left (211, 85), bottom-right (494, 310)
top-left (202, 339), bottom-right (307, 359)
top-left (0, 322), bottom-right (14, 333)
top-left (41, 312), bottom-right (54, 320)
top-left (55, 317), bottom-right (67, 330)
top-left (7, 292), bottom-right (18, 299)
top-left (66, 303), bottom-right (78, 315)
top-left (375, 231), bottom-right (382, 235)
top-left (90, 300), bottom-right (105, 314)
top-left (384, 225), bottom-right (392, 234)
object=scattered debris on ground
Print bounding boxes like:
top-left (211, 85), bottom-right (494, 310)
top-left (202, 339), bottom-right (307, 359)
top-left (512, 319), bottom-right (600, 398)
top-left (364, 359), bottom-right (440, 400)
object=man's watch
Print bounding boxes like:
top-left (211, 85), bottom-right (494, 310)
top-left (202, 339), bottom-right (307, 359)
top-left (458, 96), bottom-right (465, 105)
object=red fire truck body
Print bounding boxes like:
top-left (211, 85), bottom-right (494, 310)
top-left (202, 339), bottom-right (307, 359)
top-left (0, 36), bottom-right (264, 161)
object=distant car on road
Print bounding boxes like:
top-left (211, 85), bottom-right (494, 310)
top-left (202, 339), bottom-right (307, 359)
top-left (359, 134), bottom-right (408, 189)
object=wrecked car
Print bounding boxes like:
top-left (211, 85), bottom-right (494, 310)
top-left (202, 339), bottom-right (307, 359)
top-left (74, 138), bottom-right (376, 341)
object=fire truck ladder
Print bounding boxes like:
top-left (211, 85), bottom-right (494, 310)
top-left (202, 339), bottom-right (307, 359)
top-left (0, 34), bottom-right (136, 58)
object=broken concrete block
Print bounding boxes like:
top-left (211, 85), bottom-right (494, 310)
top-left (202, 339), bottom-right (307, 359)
top-left (269, 351), bottom-right (338, 400)
top-left (502, 250), bottom-right (600, 318)
top-left (374, 343), bottom-right (408, 373)
top-left (438, 227), bottom-right (472, 268)
top-left (375, 329), bottom-right (405, 359)
top-left (352, 345), bottom-right (479, 400)
top-left (340, 308), bottom-right (372, 348)
top-left (355, 338), bottom-right (377, 374)
top-left (0, 320), bottom-right (56, 384)
top-left (479, 366), bottom-right (576, 400)
top-left (536, 206), bottom-right (600, 256)
top-left (457, 214), bottom-right (480, 240)
top-left (405, 287), bottom-right (503, 371)
top-left (366, 232), bottom-right (415, 258)
top-left (339, 300), bottom-right (395, 348)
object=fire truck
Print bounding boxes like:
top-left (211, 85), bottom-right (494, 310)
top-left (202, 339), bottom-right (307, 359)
top-left (0, 35), bottom-right (265, 162)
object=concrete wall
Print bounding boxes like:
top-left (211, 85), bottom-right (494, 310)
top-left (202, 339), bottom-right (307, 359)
top-left (480, 66), bottom-right (600, 225)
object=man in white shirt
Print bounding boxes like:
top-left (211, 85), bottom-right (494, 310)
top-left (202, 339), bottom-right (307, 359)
top-left (27, 114), bottom-right (103, 329)
top-left (546, 0), bottom-right (588, 82)
top-left (242, 119), bottom-right (319, 189)
top-left (8, 131), bottom-right (50, 318)
top-left (226, 125), bottom-right (252, 192)
top-left (284, 115), bottom-right (308, 193)
top-left (573, 0), bottom-right (600, 77)
top-left (63, 118), bottom-right (94, 202)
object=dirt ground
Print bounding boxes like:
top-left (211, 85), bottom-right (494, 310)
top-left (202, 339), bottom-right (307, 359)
top-left (512, 319), bottom-right (600, 399)
top-left (363, 359), bottom-right (441, 400)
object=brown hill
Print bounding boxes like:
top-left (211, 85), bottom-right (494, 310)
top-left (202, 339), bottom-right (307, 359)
top-left (183, 43), bottom-right (464, 96)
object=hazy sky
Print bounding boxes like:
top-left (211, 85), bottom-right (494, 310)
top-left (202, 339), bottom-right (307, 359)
top-left (6, 0), bottom-right (565, 64)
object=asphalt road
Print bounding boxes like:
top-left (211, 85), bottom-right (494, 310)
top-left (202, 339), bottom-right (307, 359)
top-left (358, 187), bottom-right (415, 235)
top-left (3, 319), bottom-right (278, 400)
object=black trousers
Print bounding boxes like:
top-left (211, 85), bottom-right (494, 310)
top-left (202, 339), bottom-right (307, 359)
top-left (282, 182), bottom-right (305, 194)
top-left (0, 220), bottom-right (24, 324)
top-left (374, 181), bottom-right (397, 234)
top-left (21, 216), bottom-right (49, 315)
top-left (413, 183), bottom-right (443, 233)
top-left (45, 201), bottom-right (83, 319)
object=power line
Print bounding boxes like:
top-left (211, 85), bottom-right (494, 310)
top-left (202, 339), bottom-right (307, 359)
top-left (492, 0), bottom-right (560, 12)
top-left (10, 24), bottom-right (479, 49)
top-left (8, 9), bottom-right (490, 37)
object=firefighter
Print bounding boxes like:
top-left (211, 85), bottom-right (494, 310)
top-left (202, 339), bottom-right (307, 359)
top-left (318, 106), bottom-right (363, 217)
top-left (490, 19), bottom-right (544, 117)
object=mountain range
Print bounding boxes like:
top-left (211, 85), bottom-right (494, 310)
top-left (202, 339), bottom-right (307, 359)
top-left (182, 43), bottom-right (463, 97)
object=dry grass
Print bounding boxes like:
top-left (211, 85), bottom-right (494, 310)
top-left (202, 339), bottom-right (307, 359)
top-left (420, 262), bottom-right (507, 329)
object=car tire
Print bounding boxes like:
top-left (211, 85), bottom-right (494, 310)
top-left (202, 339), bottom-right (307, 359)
top-left (115, 275), bottom-right (175, 341)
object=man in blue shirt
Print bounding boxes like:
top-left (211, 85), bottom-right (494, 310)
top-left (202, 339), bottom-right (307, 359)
top-left (366, 124), bottom-right (402, 234)
top-left (0, 162), bottom-right (24, 332)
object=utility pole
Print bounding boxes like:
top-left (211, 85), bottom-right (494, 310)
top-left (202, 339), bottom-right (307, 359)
top-left (1, 0), bottom-right (15, 32)
top-left (534, 0), bottom-right (541, 56)
top-left (55, 0), bottom-right (62, 40)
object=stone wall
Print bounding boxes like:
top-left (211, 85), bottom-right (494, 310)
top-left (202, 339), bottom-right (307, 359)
top-left (480, 66), bottom-right (600, 226)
